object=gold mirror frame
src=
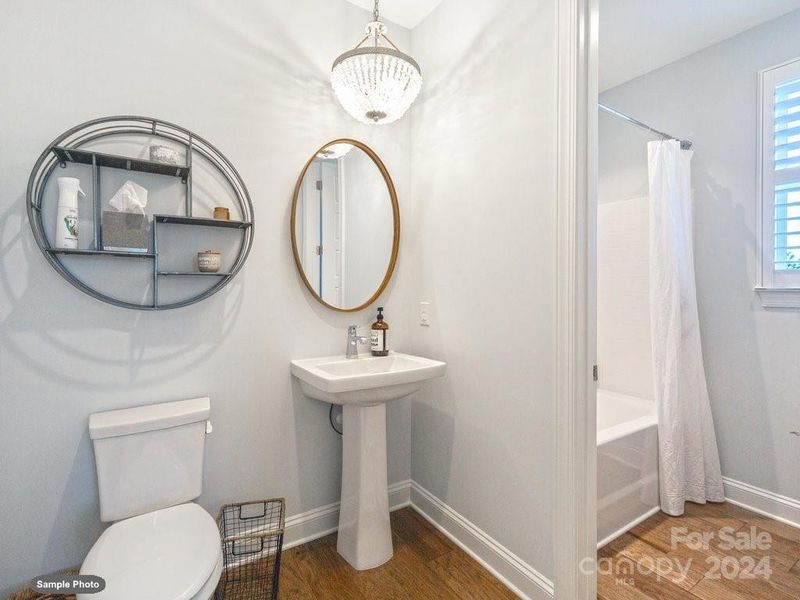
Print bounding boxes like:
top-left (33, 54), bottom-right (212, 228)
top-left (290, 139), bottom-right (400, 313)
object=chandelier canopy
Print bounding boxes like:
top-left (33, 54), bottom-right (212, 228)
top-left (331, 1), bottom-right (422, 125)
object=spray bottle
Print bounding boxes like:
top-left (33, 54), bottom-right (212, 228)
top-left (55, 177), bottom-right (85, 249)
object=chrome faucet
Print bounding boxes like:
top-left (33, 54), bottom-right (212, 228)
top-left (346, 325), bottom-right (369, 359)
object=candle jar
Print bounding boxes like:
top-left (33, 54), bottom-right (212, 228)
top-left (197, 250), bottom-right (221, 273)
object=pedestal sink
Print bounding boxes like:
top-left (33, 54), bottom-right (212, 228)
top-left (291, 352), bottom-right (446, 570)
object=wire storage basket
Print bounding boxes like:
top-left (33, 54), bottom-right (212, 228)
top-left (215, 498), bottom-right (285, 600)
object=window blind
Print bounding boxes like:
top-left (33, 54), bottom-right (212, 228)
top-left (773, 77), bottom-right (800, 270)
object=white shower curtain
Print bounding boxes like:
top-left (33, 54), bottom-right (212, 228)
top-left (648, 140), bottom-right (724, 516)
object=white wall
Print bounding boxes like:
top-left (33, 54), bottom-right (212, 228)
top-left (400, 0), bottom-right (557, 580)
top-left (0, 0), bottom-right (562, 593)
top-left (596, 196), bottom-right (654, 400)
top-left (598, 0), bottom-right (800, 91)
top-left (0, 1), bottom-right (412, 595)
top-left (599, 9), bottom-right (800, 505)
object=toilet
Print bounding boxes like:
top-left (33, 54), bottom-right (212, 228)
top-left (78, 397), bottom-right (222, 600)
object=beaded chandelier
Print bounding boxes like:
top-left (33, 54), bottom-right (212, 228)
top-left (331, 0), bottom-right (422, 125)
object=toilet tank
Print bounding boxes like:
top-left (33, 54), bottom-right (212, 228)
top-left (89, 397), bottom-right (211, 522)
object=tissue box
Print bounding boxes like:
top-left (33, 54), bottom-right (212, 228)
top-left (102, 211), bottom-right (150, 253)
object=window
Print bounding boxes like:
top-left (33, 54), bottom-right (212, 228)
top-left (757, 58), bottom-right (800, 306)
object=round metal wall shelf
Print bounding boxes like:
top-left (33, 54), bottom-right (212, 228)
top-left (27, 116), bottom-right (254, 310)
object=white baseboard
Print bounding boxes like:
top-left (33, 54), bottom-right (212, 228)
top-left (283, 480), bottom-right (411, 550)
top-left (597, 506), bottom-right (661, 550)
top-left (283, 477), bottom-right (800, 599)
top-left (282, 480), bottom-right (553, 600)
top-left (723, 477), bottom-right (800, 530)
top-left (410, 482), bottom-right (553, 600)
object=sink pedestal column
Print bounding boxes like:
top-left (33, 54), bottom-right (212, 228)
top-left (337, 403), bottom-right (393, 570)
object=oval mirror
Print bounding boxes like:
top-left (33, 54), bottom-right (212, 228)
top-left (291, 139), bottom-right (399, 311)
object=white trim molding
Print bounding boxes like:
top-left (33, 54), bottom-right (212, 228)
top-left (755, 287), bottom-right (800, 309)
top-left (283, 480), bottom-right (411, 550)
top-left (282, 481), bottom-right (554, 599)
top-left (724, 477), bottom-right (800, 529)
top-left (597, 506), bottom-right (661, 550)
top-left (410, 482), bottom-right (554, 600)
top-left (756, 56), bottom-right (800, 304)
top-left (555, 0), bottom-right (598, 598)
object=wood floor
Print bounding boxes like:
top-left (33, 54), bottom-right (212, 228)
top-left (278, 507), bottom-right (517, 599)
top-left (598, 502), bottom-right (800, 599)
top-left (9, 502), bottom-right (799, 600)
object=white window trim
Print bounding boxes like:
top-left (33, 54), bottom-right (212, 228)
top-left (756, 57), bottom-right (800, 308)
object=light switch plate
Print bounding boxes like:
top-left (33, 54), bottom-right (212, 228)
top-left (419, 301), bottom-right (431, 326)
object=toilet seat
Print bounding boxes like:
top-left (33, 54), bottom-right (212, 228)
top-left (78, 503), bottom-right (222, 600)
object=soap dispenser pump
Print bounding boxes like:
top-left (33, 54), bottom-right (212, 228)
top-left (371, 307), bottom-right (389, 357)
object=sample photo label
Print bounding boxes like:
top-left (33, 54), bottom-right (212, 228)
top-left (33, 574), bottom-right (106, 595)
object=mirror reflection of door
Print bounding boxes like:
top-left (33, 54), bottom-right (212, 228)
top-left (298, 157), bottom-right (342, 306)
top-left (293, 141), bottom-right (396, 311)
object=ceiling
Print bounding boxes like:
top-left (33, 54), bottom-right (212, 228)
top-left (344, 0), bottom-right (800, 88)
top-left (600, 0), bottom-right (800, 91)
top-left (343, 0), bottom-right (443, 29)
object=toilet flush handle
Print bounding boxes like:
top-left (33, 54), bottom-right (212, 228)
top-left (206, 420), bottom-right (213, 434)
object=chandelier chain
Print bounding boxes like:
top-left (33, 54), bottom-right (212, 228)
top-left (373, 0), bottom-right (380, 22)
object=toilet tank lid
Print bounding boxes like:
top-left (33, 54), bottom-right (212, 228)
top-left (89, 397), bottom-right (210, 440)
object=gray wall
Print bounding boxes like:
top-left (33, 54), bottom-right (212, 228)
top-left (0, 1), bottom-right (411, 594)
top-left (402, 0), bottom-right (557, 579)
top-left (600, 9), bottom-right (800, 504)
top-left (0, 0), bottom-right (563, 593)
top-left (596, 196), bottom-right (653, 400)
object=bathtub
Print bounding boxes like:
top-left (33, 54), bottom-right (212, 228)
top-left (597, 389), bottom-right (660, 548)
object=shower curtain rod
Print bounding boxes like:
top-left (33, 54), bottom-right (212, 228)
top-left (599, 103), bottom-right (693, 150)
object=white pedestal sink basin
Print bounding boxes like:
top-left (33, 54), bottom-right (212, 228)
top-left (291, 352), bottom-right (446, 570)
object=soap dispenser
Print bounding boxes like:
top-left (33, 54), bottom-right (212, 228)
top-left (371, 307), bottom-right (389, 357)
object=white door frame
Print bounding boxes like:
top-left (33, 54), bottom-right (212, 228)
top-left (554, 0), bottom-right (598, 598)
